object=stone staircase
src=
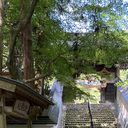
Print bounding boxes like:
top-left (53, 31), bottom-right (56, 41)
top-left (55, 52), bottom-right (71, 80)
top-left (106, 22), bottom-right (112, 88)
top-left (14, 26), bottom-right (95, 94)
top-left (62, 104), bottom-right (117, 128)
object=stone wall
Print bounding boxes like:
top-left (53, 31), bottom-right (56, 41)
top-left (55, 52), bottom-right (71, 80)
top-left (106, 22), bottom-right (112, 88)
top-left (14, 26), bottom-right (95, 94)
top-left (116, 87), bottom-right (128, 128)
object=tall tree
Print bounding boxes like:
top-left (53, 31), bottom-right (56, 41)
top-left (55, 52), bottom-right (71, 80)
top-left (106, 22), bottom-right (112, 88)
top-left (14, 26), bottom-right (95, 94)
top-left (6, 0), bottom-right (38, 80)
top-left (2, 0), bottom-right (128, 100)
top-left (21, 0), bottom-right (35, 88)
top-left (0, 0), bottom-right (4, 75)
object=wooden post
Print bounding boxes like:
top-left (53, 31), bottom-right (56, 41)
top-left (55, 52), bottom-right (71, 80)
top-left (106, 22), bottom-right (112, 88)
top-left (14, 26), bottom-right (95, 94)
top-left (41, 78), bottom-right (44, 95)
top-left (115, 66), bottom-right (120, 78)
top-left (0, 95), bottom-right (6, 128)
top-left (100, 88), bottom-right (105, 103)
top-left (27, 119), bottom-right (32, 128)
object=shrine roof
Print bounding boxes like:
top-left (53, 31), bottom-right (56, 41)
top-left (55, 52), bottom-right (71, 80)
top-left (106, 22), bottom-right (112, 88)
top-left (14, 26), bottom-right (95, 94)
top-left (0, 76), bottom-right (54, 106)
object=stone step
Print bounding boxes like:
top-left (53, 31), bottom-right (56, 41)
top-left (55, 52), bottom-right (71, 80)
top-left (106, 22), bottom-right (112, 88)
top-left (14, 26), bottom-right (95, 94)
top-left (65, 125), bottom-right (117, 128)
top-left (65, 122), bottom-right (117, 125)
top-left (63, 104), bottom-right (117, 128)
top-left (66, 115), bottom-right (115, 118)
top-left (66, 119), bottom-right (115, 121)
top-left (65, 118), bottom-right (117, 122)
top-left (65, 123), bottom-right (117, 127)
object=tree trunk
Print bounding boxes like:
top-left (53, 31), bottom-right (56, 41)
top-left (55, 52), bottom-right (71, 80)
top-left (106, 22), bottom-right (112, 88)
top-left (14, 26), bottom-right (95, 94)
top-left (21, 0), bottom-right (35, 88)
top-left (8, 30), bottom-right (19, 80)
top-left (0, 0), bottom-right (4, 75)
top-left (41, 78), bottom-right (44, 95)
top-left (21, 20), bottom-right (35, 88)
top-left (14, 47), bottom-right (23, 81)
top-left (21, 1), bottom-right (35, 89)
top-left (7, 0), bottom-right (38, 80)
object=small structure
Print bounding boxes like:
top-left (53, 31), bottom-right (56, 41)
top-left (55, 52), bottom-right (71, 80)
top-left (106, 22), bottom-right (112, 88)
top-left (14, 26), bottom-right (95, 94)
top-left (99, 68), bottom-right (111, 75)
top-left (76, 66), bottom-right (117, 103)
top-left (95, 65), bottom-right (117, 103)
top-left (0, 76), bottom-right (54, 128)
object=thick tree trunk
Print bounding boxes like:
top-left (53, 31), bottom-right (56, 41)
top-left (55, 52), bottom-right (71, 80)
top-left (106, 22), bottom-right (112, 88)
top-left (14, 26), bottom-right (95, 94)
top-left (14, 47), bottom-right (23, 81)
top-left (21, 0), bottom-right (35, 88)
top-left (8, 30), bottom-right (18, 80)
top-left (0, 0), bottom-right (4, 75)
top-left (21, 21), bottom-right (35, 88)
top-left (7, 0), bottom-right (38, 80)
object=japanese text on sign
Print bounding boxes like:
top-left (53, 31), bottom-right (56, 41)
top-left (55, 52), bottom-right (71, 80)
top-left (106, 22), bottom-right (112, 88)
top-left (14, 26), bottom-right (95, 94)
top-left (13, 99), bottom-right (30, 115)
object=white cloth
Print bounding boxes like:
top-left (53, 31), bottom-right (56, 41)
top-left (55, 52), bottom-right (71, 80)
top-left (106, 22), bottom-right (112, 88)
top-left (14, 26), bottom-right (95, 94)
top-left (48, 79), bottom-right (63, 123)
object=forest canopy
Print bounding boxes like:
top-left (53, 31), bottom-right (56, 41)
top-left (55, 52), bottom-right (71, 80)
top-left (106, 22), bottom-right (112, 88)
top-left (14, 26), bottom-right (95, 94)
top-left (0, 0), bottom-right (128, 99)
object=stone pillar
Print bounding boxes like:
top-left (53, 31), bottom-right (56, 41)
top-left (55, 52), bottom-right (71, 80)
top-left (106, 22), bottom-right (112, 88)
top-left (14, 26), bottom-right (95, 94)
top-left (0, 95), bottom-right (6, 128)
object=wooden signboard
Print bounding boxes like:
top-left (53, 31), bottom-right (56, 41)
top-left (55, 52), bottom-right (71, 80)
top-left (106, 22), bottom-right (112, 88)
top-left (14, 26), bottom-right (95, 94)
top-left (0, 81), bottom-right (16, 92)
top-left (13, 99), bottom-right (30, 115)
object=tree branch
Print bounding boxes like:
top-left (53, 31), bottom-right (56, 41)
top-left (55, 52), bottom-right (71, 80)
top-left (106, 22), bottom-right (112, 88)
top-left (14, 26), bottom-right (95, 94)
top-left (24, 45), bottom-right (74, 83)
top-left (24, 72), bottom-right (52, 83)
top-left (59, 56), bottom-right (72, 67)
top-left (59, 34), bottom-right (74, 54)
top-left (48, 46), bottom-right (74, 73)
top-left (18, 0), bottom-right (38, 32)
top-left (9, 0), bottom-right (38, 60)
top-left (7, 0), bottom-right (38, 79)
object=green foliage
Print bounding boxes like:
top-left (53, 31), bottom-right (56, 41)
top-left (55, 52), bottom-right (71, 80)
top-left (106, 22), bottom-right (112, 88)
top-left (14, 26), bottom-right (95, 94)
top-left (114, 80), bottom-right (128, 88)
top-left (119, 70), bottom-right (128, 87)
top-left (62, 84), bottom-right (91, 103)
top-left (114, 70), bottom-right (128, 88)
top-left (80, 74), bottom-right (87, 80)
top-left (2, 0), bottom-right (128, 101)
top-left (114, 81), bottom-right (124, 87)
top-left (79, 74), bottom-right (101, 82)
top-left (77, 86), bottom-right (100, 104)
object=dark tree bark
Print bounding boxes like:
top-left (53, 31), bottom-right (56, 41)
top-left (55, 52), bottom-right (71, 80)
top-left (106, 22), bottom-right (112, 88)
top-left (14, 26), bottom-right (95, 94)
top-left (14, 47), bottom-right (23, 81)
top-left (21, 0), bottom-right (35, 88)
top-left (7, 0), bottom-right (38, 81)
top-left (41, 78), bottom-right (44, 95)
top-left (21, 21), bottom-right (35, 88)
top-left (0, 0), bottom-right (4, 75)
